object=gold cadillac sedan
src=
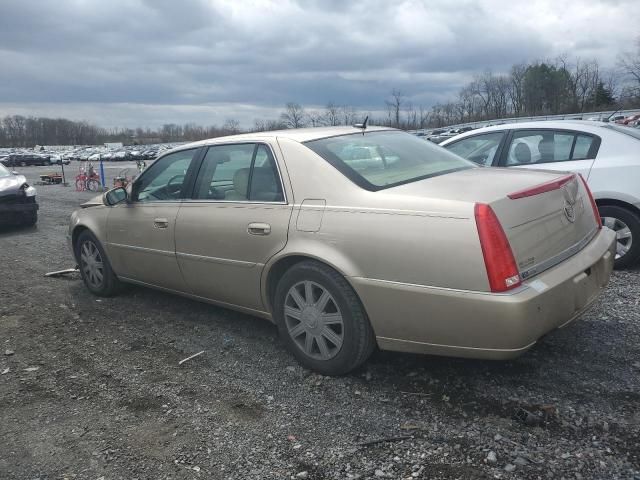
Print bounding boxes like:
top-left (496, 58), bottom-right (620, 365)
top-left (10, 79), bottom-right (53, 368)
top-left (68, 126), bottom-right (616, 375)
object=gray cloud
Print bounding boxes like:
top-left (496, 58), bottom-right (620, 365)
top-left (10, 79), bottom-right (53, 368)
top-left (0, 0), bottom-right (637, 127)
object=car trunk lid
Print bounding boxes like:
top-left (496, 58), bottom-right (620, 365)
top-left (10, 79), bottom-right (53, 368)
top-left (390, 167), bottom-right (599, 281)
top-left (490, 173), bottom-right (598, 279)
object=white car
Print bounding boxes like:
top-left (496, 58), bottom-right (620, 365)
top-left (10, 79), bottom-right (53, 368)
top-left (441, 121), bottom-right (640, 268)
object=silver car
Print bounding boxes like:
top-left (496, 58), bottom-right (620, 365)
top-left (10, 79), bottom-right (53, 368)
top-left (69, 126), bottom-right (615, 375)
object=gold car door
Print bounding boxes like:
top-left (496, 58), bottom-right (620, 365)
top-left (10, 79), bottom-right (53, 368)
top-left (175, 142), bottom-right (292, 312)
top-left (106, 148), bottom-right (200, 292)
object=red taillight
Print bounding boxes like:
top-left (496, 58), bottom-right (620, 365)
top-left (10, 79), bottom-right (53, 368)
top-left (579, 174), bottom-right (602, 229)
top-left (507, 174), bottom-right (575, 199)
top-left (475, 203), bottom-right (521, 293)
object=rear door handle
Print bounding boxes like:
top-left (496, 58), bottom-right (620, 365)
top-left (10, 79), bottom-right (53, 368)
top-left (154, 217), bottom-right (169, 229)
top-left (248, 222), bottom-right (271, 235)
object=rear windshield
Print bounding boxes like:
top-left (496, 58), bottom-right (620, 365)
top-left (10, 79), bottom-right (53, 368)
top-left (602, 124), bottom-right (640, 141)
top-left (304, 130), bottom-right (475, 191)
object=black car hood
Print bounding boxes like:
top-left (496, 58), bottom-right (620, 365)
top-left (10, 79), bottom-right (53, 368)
top-left (0, 174), bottom-right (27, 196)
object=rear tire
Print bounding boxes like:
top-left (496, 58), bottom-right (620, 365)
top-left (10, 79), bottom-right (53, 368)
top-left (75, 230), bottom-right (122, 296)
top-left (599, 205), bottom-right (640, 269)
top-left (273, 260), bottom-right (376, 375)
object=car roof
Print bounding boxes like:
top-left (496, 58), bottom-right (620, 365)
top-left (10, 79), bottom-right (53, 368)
top-left (439, 120), bottom-right (620, 145)
top-left (172, 126), bottom-right (397, 152)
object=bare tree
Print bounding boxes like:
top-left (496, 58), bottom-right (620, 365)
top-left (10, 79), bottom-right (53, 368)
top-left (340, 105), bottom-right (358, 126)
top-left (306, 111), bottom-right (326, 127)
top-left (619, 37), bottom-right (640, 85)
top-left (385, 89), bottom-right (404, 127)
top-left (509, 64), bottom-right (527, 116)
top-left (280, 103), bottom-right (307, 129)
top-left (324, 102), bottom-right (341, 126)
top-left (404, 102), bottom-right (417, 130)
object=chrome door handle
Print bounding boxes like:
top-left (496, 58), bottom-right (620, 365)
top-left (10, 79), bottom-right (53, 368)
top-left (248, 222), bottom-right (271, 235)
top-left (153, 218), bottom-right (169, 229)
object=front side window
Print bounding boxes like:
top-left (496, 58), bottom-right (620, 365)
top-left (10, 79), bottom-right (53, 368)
top-left (304, 130), bottom-right (475, 191)
top-left (193, 143), bottom-right (284, 202)
top-left (445, 132), bottom-right (505, 166)
top-left (134, 148), bottom-right (198, 202)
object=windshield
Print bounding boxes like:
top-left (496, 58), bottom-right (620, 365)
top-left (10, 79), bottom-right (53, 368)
top-left (602, 124), bottom-right (640, 141)
top-left (304, 130), bottom-right (475, 191)
top-left (0, 163), bottom-right (10, 177)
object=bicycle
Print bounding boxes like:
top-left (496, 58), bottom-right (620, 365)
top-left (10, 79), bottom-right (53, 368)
top-left (75, 162), bottom-right (102, 191)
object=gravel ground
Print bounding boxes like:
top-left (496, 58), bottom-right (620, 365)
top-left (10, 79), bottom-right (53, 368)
top-left (1, 164), bottom-right (639, 480)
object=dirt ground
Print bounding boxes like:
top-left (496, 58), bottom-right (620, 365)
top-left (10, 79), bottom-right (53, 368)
top-left (1, 164), bottom-right (639, 480)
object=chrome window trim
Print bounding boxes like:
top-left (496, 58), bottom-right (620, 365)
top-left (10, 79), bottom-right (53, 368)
top-left (180, 199), bottom-right (288, 206)
top-left (190, 141), bottom-right (289, 205)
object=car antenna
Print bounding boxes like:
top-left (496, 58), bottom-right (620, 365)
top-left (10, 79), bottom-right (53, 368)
top-left (353, 116), bottom-right (369, 135)
top-left (606, 107), bottom-right (621, 122)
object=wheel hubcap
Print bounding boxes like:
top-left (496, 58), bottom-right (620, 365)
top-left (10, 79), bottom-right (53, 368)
top-left (80, 240), bottom-right (104, 288)
top-left (284, 280), bottom-right (344, 361)
top-left (602, 216), bottom-right (632, 260)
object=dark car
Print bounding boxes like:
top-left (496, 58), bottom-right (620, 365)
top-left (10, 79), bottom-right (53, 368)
top-left (0, 164), bottom-right (38, 226)
top-left (0, 153), bottom-right (52, 167)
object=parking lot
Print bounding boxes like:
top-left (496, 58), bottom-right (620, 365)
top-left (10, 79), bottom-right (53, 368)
top-left (0, 164), bottom-right (639, 479)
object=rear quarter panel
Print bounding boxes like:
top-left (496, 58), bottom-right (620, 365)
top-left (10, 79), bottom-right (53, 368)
top-left (275, 138), bottom-right (489, 291)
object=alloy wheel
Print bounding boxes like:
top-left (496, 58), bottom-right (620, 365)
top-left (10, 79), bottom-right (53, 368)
top-left (284, 280), bottom-right (344, 361)
top-left (602, 216), bottom-right (633, 260)
top-left (80, 240), bottom-right (104, 288)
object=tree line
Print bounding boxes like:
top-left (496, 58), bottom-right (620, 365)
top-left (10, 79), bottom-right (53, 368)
top-left (1, 42), bottom-right (639, 147)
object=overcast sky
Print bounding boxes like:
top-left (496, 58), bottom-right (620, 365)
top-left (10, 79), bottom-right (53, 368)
top-left (0, 0), bottom-right (637, 128)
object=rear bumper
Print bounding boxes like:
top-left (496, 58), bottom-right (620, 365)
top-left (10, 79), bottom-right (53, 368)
top-left (351, 227), bottom-right (616, 359)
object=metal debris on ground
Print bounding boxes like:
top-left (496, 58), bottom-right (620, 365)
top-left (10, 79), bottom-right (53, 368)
top-left (44, 267), bottom-right (79, 278)
top-left (178, 350), bottom-right (205, 365)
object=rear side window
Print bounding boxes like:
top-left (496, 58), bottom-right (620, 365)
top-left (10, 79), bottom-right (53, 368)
top-left (193, 143), bottom-right (284, 202)
top-left (572, 135), bottom-right (595, 160)
top-left (445, 132), bottom-right (505, 166)
top-left (504, 130), bottom-right (598, 166)
top-left (305, 130), bottom-right (475, 191)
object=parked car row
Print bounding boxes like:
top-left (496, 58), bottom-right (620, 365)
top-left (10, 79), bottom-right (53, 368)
top-left (0, 152), bottom-right (69, 167)
top-left (0, 143), bottom-right (184, 168)
top-left (414, 126), bottom-right (476, 144)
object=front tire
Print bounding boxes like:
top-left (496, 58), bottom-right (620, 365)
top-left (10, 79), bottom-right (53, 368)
top-left (600, 205), bottom-right (640, 269)
top-left (75, 230), bottom-right (121, 296)
top-left (273, 261), bottom-right (376, 375)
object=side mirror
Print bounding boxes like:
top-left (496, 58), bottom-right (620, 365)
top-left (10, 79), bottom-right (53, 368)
top-left (11, 171), bottom-right (19, 175)
top-left (104, 187), bottom-right (128, 206)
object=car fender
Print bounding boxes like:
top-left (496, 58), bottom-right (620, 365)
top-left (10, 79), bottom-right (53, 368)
top-left (69, 206), bottom-right (110, 261)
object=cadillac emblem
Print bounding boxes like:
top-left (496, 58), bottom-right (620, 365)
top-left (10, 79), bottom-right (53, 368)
top-left (562, 180), bottom-right (578, 223)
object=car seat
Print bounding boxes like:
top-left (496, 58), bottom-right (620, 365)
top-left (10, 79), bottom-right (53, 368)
top-left (513, 142), bottom-right (532, 164)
